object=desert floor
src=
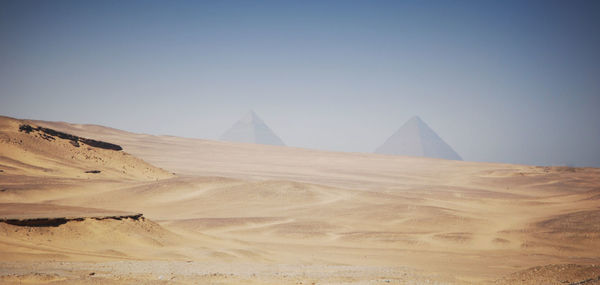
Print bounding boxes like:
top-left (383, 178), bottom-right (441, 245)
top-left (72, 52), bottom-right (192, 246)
top-left (1, 117), bottom-right (599, 284)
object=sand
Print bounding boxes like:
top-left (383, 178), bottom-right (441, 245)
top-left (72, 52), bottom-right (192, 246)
top-left (0, 115), bottom-right (599, 284)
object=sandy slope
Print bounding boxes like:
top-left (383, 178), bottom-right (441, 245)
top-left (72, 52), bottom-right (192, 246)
top-left (0, 116), bottom-right (599, 284)
top-left (0, 116), bottom-right (172, 180)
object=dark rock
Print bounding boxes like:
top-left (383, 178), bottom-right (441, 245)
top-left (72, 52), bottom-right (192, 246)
top-left (18, 124), bottom-right (122, 151)
top-left (80, 138), bottom-right (122, 151)
top-left (1, 218), bottom-right (69, 227)
top-left (0, 214), bottom-right (144, 227)
top-left (18, 124), bottom-right (34, 133)
top-left (36, 126), bottom-right (80, 141)
top-left (85, 170), bottom-right (101, 174)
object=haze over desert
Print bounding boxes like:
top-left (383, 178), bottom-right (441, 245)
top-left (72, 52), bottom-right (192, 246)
top-left (2, 0), bottom-right (600, 284)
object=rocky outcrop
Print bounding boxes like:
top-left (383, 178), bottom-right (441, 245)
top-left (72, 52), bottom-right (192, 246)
top-left (0, 214), bottom-right (143, 227)
top-left (19, 124), bottom-right (122, 151)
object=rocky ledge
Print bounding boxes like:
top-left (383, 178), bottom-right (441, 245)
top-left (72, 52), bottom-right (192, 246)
top-left (0, 214), bottom-right (143, 227)
top-left (19, 124), bottom-right (122, 151)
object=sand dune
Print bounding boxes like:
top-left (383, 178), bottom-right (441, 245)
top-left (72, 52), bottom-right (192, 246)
top-left (0, 116), bottom-right (172, 180)
top-left (1, 116), bottom-right (599, 284)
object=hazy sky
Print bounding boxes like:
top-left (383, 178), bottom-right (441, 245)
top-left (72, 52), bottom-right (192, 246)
top-left (1, 0), bottom-right (599, 167)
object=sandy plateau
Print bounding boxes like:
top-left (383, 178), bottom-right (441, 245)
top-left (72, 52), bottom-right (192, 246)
top-left (0, 115), bottom-right (599, 284)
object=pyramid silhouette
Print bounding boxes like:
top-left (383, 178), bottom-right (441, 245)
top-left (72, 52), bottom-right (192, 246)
top-left (220, 111), bottom-right (285, 146)
top-left (375, 116), bottom-right (462, 160)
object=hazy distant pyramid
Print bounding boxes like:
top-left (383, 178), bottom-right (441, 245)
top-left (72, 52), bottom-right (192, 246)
top-left (375, 116), bottom-right (462, 160)
top-left (220, 111), bottom-right (285, 146)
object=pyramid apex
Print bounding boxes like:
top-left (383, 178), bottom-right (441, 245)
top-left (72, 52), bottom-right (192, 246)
top-left (408, 115), bottom-right (424, 123)
top-left (241, 110), bottom-right (263, 124)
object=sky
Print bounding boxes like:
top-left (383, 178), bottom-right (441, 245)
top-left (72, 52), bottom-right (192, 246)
top-left (1, 0), bottom-right (599, 167)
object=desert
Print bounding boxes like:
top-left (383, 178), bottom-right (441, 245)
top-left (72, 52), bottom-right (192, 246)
top-left (3, 0), bottom-right (600, 283)
top-left (0, 115), bottom-right (599, 284)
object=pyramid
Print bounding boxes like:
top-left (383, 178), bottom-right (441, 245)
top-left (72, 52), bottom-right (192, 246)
top-left (375, 116), bottom-right (462, 160)
top-left (220, 111), bottom-right (285, 146)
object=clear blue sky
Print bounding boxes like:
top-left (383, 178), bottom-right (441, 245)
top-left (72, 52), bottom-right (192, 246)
top-left (1, 0), bottom-right (599, 166)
